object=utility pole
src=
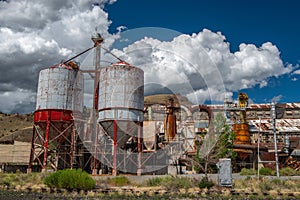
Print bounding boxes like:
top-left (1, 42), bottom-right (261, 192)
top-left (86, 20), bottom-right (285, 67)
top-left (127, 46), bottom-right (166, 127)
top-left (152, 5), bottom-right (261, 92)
top-left (257, 117), bottom-right (261, 179)
top-left (271, 102), bottom-right (280, 177)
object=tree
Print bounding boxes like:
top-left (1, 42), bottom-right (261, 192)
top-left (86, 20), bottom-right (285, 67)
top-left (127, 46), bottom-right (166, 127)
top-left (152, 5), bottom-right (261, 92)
top-left (194, 112), bottom-right (236, 180)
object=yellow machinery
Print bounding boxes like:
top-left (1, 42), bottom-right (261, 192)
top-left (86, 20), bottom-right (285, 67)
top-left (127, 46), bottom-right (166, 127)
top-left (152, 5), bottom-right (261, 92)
top-left (238, 93), bottom-right (248, 109)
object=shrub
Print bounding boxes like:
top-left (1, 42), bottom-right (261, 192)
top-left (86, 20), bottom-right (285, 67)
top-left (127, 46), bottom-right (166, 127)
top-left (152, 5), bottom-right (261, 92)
top-left (108, 176), bottom-right (130, 187)
top-left (259, 167), bottom-right (274, 176)
top-left (44, 170), bottom-right (63, 188)
top-left (240, 168), bottom-right (255, 176)
top-left (44, 169), bottom-right (95, 190)
top-left (198, 178), bottom-right (214, 189)
top-left (280, 167), bottom-right (295, 176)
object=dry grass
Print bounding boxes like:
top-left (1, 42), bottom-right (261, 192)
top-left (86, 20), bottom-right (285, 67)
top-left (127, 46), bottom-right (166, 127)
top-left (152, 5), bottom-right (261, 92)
top-left (0, 171), bottom-right (45, 189)
top-left (0, 172), bottom-right (299, 199)
top-left (234, 177), bottom-right (300, 197)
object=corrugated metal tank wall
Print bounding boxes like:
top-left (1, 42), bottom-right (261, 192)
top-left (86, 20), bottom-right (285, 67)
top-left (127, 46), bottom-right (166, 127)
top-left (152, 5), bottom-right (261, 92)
top-left (98, 61), bottom-right (144, 121)
top-left (36, 64), bottom-right (83, 112)
top-left (98, 61), bottom-right (144, 147)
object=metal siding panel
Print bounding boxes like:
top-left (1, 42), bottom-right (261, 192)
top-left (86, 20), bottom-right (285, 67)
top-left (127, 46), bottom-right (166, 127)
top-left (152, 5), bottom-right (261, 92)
top-left (36, 66), bottom-right (83, 112)
top-left (217, 158), bottom-right (232, 186)
top-left (99, 63), bottom-right (144, 122)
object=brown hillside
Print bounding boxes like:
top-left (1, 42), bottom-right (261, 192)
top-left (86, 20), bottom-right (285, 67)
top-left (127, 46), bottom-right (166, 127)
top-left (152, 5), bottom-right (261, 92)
top-left (0, 113), bottom-right (33, 143)
top-left (144, 94), bottom-right (193, 106)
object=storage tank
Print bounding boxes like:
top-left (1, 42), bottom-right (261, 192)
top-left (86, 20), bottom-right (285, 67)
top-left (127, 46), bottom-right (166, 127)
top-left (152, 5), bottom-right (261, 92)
top-left (232, 123), bottom-right (250, 144)
top-left (143, 121), bottom-right (156, 151)
top-left (34, 64), bottom-right (83, 127)
top-left (28, 63), bottom-right (83, 172)
top-left (98, 61), bottom-right (144, 148)
top-left (36, 64), bottom-right (83, 112)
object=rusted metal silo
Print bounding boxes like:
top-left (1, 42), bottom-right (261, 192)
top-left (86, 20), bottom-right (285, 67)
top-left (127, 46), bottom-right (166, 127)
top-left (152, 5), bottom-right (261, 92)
top-left (233, 94), bottom-right (250, 145)
top-left (98, 61), bottom-right (144, 175)
top-left (28, 63), bottom-right (83, 172)
top-left (232, 123), bottom-right (251, 145)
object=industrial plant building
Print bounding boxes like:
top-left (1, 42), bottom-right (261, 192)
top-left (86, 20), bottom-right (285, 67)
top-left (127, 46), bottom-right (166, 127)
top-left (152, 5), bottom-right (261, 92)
top-left (1, 35), bottom-right (300, 174)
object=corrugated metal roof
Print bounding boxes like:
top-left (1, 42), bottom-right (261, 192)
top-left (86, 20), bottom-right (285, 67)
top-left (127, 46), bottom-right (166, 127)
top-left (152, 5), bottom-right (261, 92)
top-left (286, 103), bottom-right (300, 109)
top-left (0, 141), bottom-right (31, 164)
top-left (207, 102), bottom-right (300, 110)
top-left (203, 102), bottom-right (300, 132)
top-left (249, 119), bottom-right (300, 132)
top-left (291, 150), bottom-right (300, 156)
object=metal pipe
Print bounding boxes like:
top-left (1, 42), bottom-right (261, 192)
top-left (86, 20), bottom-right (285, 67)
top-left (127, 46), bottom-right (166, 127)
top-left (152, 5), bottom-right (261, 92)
top-left (70, 121), bottom-right (75, 169)
top-left (113, 120), bottom-right (117, 176)
top-left (91, 34), bottom-right (103, 175)
top-left (257, 117), bottom-right (261, 179)
top-left (63, 33), bottom-right (104, 65)
top-left (101, 46), bottom-right (123, 62)
top-left (63, 46), bottom-right (94, 64)
top-left (92, 42), bottom-right (101, 175)
top-left (137, 118), bottom-right (142, 176)
top-left (271, 102), bottom-right (280, 177)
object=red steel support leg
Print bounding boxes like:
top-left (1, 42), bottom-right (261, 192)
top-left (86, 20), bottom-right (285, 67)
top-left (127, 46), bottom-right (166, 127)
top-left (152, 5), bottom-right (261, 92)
top-left (70, 121), bottom-right (75, 169)
top-left (137, 121), bottom-right (142, 176)
top-left (27, 125), bottom-right (36, 173)
top-left (92, 124), bottom-right (98, 175)
top-left (42, 114), bottom-right (51, 172)
top-left (112, 120), bottom-right (117, 176)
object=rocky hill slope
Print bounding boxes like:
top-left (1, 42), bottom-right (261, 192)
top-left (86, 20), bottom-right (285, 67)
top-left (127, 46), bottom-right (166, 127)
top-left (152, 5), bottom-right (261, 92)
top-left (0, 112), bottom-right (33, 143)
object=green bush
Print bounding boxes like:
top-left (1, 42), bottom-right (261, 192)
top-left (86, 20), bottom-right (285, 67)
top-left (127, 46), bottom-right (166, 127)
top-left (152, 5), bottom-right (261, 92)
top-left (44, 170), bottom-right (63, 188)
top-left (240, 168), bottom-right (255, 176)
top-left (259, 167), bottom-right (275, 176)
top-left (280, 167), bottom-right (296, 176)
top-left (44, 169), bottom-right (95, 190)
top-left (108, 176), bottom-right (130, 187)
top-left (198, 178), bottom-right (214, 189)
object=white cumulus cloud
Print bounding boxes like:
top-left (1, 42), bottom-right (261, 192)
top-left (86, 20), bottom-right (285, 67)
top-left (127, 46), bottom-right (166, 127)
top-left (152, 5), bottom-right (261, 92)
top-left (109, 28), bottom-right (293, 104)
top-left (0, 0), bottom-right (119, 113)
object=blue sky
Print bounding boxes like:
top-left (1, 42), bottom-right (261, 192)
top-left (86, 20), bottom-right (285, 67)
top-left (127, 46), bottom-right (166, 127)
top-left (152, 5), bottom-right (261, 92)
top-left (105, 0), bottom-right (300, 104)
